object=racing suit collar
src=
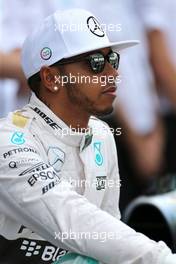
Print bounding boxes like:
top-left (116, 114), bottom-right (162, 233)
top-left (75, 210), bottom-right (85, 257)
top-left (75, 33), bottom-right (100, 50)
top-left (28, 93), bottom-right (93, 149)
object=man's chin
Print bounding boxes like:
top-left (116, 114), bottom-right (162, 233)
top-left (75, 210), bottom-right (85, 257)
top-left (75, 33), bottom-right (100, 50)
top-left (92, 106), bottom-right (114, 117)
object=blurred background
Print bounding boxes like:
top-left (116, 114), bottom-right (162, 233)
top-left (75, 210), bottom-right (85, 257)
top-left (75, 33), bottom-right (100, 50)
top-left (1, 0), bottom-right (176, 252)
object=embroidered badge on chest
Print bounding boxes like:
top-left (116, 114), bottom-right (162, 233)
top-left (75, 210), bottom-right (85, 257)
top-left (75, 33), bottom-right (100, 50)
top-left (47, 147), bottom-right (65, 172)
top-left (96, 176), bottom-right (106, 190)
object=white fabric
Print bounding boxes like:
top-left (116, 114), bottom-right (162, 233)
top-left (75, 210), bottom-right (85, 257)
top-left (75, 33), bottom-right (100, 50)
top-left (21, 8), bottom-right (138, 79)
top-left (0, 93), bottom-right (175, 264)
top-left (163, 254), bottom-right (176, 264)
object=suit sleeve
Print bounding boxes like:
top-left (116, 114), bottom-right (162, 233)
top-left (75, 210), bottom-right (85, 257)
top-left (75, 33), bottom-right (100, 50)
top-left (0, 130), bottom-right (175, 264)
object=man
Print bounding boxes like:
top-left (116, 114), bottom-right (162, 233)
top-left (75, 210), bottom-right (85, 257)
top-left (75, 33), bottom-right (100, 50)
top-left (72, 0), bottom-right (164, 210)
top-left (0, 8), bottom-right (175, 264)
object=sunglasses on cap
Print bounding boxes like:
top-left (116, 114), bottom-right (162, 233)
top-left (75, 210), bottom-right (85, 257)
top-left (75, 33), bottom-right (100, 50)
top-left (56, 50), bottom-right (120, 74)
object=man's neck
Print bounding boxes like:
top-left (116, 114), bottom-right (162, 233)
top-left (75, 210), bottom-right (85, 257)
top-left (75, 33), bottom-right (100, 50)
top-left (49, 102), bottom-right (90, 132)
top-left (40, 91), bottom-right (90, 132)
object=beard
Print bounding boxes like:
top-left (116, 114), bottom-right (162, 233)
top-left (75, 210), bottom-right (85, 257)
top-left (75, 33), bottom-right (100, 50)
top-left (65, 82), bottom-right (114, 116)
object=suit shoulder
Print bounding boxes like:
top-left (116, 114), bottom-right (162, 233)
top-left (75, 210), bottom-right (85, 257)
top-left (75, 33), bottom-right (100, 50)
top-left (0, 109), bottom-right (34, 131)
top-left (0, 109), bottom-right (37, 148)
top-left (89, 116), bottom-right (110, 130)
top-left (89, 116), bottom-right (115, 143)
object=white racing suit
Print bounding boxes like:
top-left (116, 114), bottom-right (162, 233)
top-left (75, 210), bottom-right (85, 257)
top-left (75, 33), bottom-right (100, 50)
top-left (0, 93), bottom-right (175, 264)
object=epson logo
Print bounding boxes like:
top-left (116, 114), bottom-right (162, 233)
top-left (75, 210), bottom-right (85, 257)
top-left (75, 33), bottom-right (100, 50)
top-left (32, 107), bottom-right (61, 130)
top-left (19, 162), bottom-right (50, 176)
top-left (28, 170), bottom-right (60, 187)
top-left (19, 162), bottom-right (60, 186)
top-left (18, 162), bottom-right (61, 188)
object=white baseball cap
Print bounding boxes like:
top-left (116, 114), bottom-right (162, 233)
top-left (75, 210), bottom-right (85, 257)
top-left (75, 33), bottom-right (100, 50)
top-left (22, 8), bottom-right (139, 79)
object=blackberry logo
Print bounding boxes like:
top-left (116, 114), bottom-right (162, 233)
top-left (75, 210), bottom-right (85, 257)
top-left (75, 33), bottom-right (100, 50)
top-left (20, 240), bottom-right (41, 257)
top-left (20, 239), bottom-right (67, 261)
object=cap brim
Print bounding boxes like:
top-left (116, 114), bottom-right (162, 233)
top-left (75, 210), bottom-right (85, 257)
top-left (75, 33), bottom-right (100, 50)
top-left (64, 40), bottom-right (139, 59)
top-left (110, 40), bottom-right (140, 51)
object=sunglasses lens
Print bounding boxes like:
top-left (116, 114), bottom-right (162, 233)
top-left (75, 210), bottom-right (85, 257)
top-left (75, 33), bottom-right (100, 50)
top-left (108, 52), bottom-right (120, 70)
top-left (89, 53), bottom-right (105, 73)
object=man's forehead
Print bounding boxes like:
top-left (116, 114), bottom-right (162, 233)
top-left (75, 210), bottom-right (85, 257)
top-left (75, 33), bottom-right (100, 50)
top-left (99, 47), bottom-right (112, 55)
top-left (87, 47), bottom-right (111, 56)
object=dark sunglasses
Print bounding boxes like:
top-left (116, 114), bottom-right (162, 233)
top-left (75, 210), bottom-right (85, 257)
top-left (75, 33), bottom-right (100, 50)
top-left (56, 51), bottom-right (120, 74)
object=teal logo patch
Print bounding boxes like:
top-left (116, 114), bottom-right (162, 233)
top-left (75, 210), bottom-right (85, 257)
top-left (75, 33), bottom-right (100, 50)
top-left (94, 142), bottom-right (103, 166)
top-left (11, 132), bottom-right (25, 145)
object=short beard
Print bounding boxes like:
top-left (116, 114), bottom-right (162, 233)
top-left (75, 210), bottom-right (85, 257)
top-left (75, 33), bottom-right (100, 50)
top-left (59, 67), bottom-right (114, 116)
top-left (65, 82), bottom-right (113, 116)
top-left (96, 106), bottom-right (113, 116)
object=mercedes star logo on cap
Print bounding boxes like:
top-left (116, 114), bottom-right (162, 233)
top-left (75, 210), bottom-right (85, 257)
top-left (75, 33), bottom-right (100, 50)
top-left (87, 16), bottom-right (105, 37)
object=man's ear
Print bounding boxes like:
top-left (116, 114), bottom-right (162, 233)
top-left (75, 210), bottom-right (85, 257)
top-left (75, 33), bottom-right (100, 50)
top-left (40, 66), bottom-right (60, 93)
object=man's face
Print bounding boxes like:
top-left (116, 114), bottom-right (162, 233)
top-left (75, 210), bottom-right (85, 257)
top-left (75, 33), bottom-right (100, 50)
top-left (57, 48), bottom-right (119, 116)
